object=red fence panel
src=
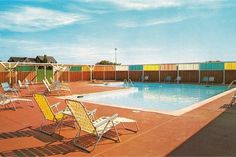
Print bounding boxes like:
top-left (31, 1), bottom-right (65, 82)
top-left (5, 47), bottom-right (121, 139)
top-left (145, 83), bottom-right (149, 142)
top-left (70, 72), bottom-right (82, 82)
top-left (129, 71), bottom-right (142, 81)
top-left (144, 71), bottom-right (159, 82)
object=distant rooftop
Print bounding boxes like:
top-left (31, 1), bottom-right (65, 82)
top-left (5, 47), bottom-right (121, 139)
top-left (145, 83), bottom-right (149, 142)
top-left (8, 55), bottom-right (57, 63)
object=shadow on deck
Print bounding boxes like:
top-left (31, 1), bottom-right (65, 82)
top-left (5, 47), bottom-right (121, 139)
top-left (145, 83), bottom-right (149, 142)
top-left (168, 105), bottom-right (236, 156)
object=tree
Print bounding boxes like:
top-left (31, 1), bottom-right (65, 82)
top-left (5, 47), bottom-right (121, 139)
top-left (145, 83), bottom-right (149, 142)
top-left (96, 60), bottom-right (121, 65)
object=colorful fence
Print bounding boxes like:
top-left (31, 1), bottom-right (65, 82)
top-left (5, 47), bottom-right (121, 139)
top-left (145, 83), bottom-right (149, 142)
top-left (0, 62), bottom-right (236, 85)
top-left (200, 62), bottom-right (224, 71)
top-left (178, 64), bottom-right (199, 70)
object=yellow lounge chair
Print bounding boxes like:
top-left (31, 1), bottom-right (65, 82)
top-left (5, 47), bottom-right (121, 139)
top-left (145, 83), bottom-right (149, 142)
top-left (33, 93), bottom-right (65, 135)
top-left (33, 94), bottom-right (96, 135)
top-left (65, 99), bottom-right (120, 153)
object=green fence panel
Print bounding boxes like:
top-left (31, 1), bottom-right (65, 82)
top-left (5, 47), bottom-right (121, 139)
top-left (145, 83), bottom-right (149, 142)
top-left (16, 66), bottom-right (35, 72)
top-left (70, 66), bottom-right (82, 72)
top-left (211, 62), bottom-right (224, 70)
top-left (200, 62), bottom-right (224, 70)
top-left (37, 69), bottom-right (45, 82)
top-left (129, 65), bottom-right (143, 71)
top-left (46, 70), bottom-right (53, 82)
top-left (36, 69), bottom-right (53, 82)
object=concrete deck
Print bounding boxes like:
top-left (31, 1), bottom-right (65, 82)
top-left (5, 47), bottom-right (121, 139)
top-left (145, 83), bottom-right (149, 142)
top-left (0, 82), bottom-right (236, 156)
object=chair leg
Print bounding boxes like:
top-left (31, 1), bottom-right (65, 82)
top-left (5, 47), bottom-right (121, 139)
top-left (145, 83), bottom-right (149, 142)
top-left (121, 121), bottom-right (139, 133)
top-left (113, 123), bottom-right (121, 142)
top-left (39, 119), bottom-right (62, 136)
top-left (73, 126), bottom-right (92, 153)
top-left (11, 102), bottom-right (16, 111)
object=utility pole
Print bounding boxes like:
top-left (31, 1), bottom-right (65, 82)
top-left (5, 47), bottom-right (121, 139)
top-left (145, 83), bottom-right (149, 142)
top-left (114, 48), bottom-right (117, 64)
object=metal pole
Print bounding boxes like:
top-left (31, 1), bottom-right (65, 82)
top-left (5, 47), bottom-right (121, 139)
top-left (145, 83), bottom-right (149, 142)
top-left (128, 70), bottom-right (130, 80)
top-left (68, 68), bottom-right (70, 82)
top-left (114, 65), bottom-right (116, 81)
top-left (177, 65), bottom-right (179, 83)
top-left (9, 63), bottom-right (12, 84)
top-left (81, 66), bottom-right (84, 81)
top-left (89, 65), bottom-right (93, 82)
top-left (115, 48), bottom-right (117, 64)
top-left (44, 66), bottom-right (46, 80)
top-left (103, 66), bottom-right (105, 81)
top-left (223, 70), bottom-right (225, 84)
top-left (198, 69), bottom-right (200, 84)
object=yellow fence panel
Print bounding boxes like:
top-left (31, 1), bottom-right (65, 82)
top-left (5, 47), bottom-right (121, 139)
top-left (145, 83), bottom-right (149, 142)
top-left (0, 64), bottom-right (7, 72)
top-left (225, 62), bottom-right (236, 70)
top-left (82, 65), bottom-right (90, 71)
top-left (143, 65), bottom-right (160, 71)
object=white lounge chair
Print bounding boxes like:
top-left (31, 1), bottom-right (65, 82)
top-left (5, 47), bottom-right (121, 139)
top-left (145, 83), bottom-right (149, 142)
top-left (1, 82), bottom-right (19, 96)
top-left (175, 76), bottom-right (181, 83)
top-left (43, 80), bottom-right (71, 95)
top-left (228, 93), bottom-right (236, 107)
top-left (0, 94), bottom-right (32, 110)
top-left (18, 80), bottom-right (28, 89)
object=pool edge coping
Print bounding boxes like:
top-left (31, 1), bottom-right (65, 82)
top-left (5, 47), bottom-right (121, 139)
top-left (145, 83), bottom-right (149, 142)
top-left (58, 86), bottom-right (236, 116)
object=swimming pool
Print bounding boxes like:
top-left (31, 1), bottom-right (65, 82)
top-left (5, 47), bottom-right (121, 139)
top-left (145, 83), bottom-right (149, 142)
top-left (72, 83), bottom-right (229, 115)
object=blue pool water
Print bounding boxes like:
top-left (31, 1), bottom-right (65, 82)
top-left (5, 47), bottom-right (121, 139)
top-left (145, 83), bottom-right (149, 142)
top-left (80, 83), bottom-right (228, 113)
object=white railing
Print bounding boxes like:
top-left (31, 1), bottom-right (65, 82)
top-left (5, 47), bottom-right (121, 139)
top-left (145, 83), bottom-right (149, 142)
top-left (128, 79), bottom-right (134, 87)
top-left (228, 80), bottom-right (236, 89)
top-left (123, 79), bottom-right (134, 87)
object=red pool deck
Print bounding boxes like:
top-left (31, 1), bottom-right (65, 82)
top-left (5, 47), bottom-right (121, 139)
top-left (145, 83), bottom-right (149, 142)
top-left (0, 82), bottom-right (236, 156)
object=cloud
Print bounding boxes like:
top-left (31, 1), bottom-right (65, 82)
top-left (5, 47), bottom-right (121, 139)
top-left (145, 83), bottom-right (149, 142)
top-left (0, 6), bottom-right (90, 32)
top-left (0, 38), bottom-right (115, 64)
top-left (104, 0), bottom-right (180, 10)
top-left (82, 0), bottom-right (231, 10)
top-left (83, 0), bottom-right (180, 10)
top-left (116, 16), bottom-right (188, 28)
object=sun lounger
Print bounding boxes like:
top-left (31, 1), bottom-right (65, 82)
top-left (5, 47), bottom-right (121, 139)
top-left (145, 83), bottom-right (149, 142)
top-left (18, 80), bottom-right (29, 89)
top-left (202, 76), bottom-right (209, 83)
top-left (65, 99), bottom-right (121, 153)
top-left (164, 76), bottom-right (171, 83)
top-left (33, 94), bottom-right (96, 135)
top-left (175, 76), bottom-right (181, 83)
top-left (45, 78), bottom-right (71, 93)
top-left (0, 94), bottom-right (32, 110)
top-left (43, 79), bottom-right (71, 95)
top-left (33, 93), bottom-right (65, 135)
top-left (209, 76), bottom-right (215, 84)
top-left (228, 93), bottom-right (236, 107)
top-left (1, 82), bottom-right (19, 96)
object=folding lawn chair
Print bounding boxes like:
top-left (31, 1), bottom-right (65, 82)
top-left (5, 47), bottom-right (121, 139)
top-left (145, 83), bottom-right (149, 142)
top-left (1, 82), bottom-right (19, 96)
top-left (66, 99), bottom-right (120, 153)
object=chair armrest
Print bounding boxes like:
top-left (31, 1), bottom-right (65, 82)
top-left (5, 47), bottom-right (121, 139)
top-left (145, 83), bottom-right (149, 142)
top-left (50, 102), bottom-right (62, 113)
top-left (54, 109), bottom-right (65, 116)
top-left (51, 102), bottom-right (61, 108)
top-left (87, 109), bottom-right (97, 116)
top-left (94, 113), bottom-right (118, 128)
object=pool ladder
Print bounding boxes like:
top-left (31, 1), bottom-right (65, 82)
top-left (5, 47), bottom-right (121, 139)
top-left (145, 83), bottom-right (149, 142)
top-left (124, 79), bottom-right (134, 87)
top-left (228, 80), bottom-right (236, 89)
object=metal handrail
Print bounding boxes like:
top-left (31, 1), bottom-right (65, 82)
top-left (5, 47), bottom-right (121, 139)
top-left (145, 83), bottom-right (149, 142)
top-left (123, 79), bottom-right (134, 87)
top-left (128, 79), bottom-right (134, 87)
top-left (123, 79), bottom-right (128, 88)
top-left (228, 80), bottom-right (236, 89)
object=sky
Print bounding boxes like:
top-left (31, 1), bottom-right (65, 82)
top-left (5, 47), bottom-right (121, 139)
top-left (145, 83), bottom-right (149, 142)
top-left (0, 0), bottom-right (236, 64)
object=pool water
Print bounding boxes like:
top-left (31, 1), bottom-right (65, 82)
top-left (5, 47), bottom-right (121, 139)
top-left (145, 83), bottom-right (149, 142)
top-left (80, 83), bottom-right (228, 113)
